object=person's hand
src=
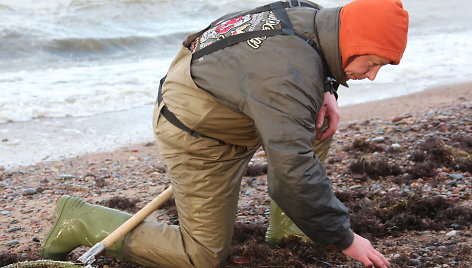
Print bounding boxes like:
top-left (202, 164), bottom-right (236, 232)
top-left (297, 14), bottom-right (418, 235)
top-left (315, 92), bottom-right (340, 141)
top-left (342, 233), bottom-right (391, 268)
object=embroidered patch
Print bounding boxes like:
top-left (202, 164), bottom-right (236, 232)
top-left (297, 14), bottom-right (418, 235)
top-left (194, 11), bottom-right (282, 53)
top-left (247, 11), bottom-right (281, 49)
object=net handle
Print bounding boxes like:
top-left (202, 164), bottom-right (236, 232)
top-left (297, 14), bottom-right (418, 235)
top-left (101, 186), bottom-right (173, 247)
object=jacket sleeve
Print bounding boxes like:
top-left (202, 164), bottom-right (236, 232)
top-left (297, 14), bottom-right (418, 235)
top-left (244, 73), bottom-right (354, 250)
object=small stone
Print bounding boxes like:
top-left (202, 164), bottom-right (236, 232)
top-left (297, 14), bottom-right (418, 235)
top-left (447, 181), bottom-right (458, 187)
top-left (244, 190), bottom-right (253, 195)
top-left (7, 227), bottom-right (21, 232)
top-left (410, 259), bottom-right (421, 266)
top-left (448, 174), bottom-right (464, 180)
top-left (371, 136), bottom-right (385, 143)
top-left (23, 188), bottom-right (37, 195)
top-left (1, 240), bottom-right (19, 247)
top-left (445, 230), bottom-right (457, 237)
top-left (1, 210), bottom-right (11, 216)
top-left (32, 237), bottom-right (40, 243)
top-left (391, 143), bottom-right (401, 148)
top-left (58, 174), bottom-right (76, 180)
top-left (350, 185), bottom-right (363, 190)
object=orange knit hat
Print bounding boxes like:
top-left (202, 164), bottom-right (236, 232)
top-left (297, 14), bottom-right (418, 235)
top-left (340, 0), bottom-right (409, 69)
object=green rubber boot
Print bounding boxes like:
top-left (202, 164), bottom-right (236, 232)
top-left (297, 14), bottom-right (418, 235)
top-left (40, 196), bottom-right (132, 260)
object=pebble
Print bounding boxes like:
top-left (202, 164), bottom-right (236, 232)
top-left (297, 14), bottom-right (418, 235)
top-left (58, 174), bottom-right (76, 180)
top-left (445, 230), bottom-right (457, 237)
top-left (1, 210), bottom-right (11, 215)
top-left (391, 143), bottom-right (401, 148)
top-left (448, 174), bottom-right (463, 180)
top-left (1, 240), bottom-right (19, 247)
top-left (410, 259), bottom-right (422, 266)
top-left (371, 136), bottom-right (385, 143)
top-left (7, 227), bottom-right (21, 232)
top-left (350, 185), bottom-right (363, 190)
top-left (447, 181), bottom-right (457, 186)
top-left (22, 188), bottom-right (37, 195)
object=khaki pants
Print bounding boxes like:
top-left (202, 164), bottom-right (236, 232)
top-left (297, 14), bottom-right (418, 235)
top-left (122, 45), bottom-right (331, 268)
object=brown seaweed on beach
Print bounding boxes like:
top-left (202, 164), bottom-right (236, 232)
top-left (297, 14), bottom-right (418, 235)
top-left (344, 192), bottom-right (472, 238)
top-left (349, 154), bottom-right (402, 179)
top-left (101, 196), bottom-right (140, 213)
top-left (245, 163), bottom-right (268, 177)
top-left (345, 138), bottom-right (384, 153)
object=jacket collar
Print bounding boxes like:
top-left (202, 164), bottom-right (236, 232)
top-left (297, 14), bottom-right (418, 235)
top-left (315, 7), bottom-right (348, 87)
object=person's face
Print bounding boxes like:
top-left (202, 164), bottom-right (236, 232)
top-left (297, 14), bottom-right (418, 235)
top-left (344, 55), bottom-right (391, 81)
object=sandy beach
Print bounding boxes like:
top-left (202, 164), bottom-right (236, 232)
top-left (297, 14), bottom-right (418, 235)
top-left (1, 83), bottom-right (471, 267)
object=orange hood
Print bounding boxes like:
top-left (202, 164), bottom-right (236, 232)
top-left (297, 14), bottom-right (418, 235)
top-left (340, 0), bottom-right (409, 68)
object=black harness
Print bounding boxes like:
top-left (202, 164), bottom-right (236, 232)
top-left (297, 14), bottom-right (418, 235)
top-left (157, 0), bottom-right (338, 141)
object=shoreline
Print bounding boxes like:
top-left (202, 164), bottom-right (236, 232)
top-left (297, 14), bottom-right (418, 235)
top-left (339, 82), bottom-right (472, 124)
top-left (1, 82), bottom-right (471, 171)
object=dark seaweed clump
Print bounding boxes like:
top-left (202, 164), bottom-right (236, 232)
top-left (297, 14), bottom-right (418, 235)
top-left (410, 137), bottom-right (472, 174)
top-left (221, 224), bottom-right (346, 268)
top-left (245, 163), bottom-right (268, 177)
top-left (0, 251), bottom-right (18, 266)
top-left (349, 155), bottom-right (402, 179)
top-left (336, 191), bottom-right (472, 238)
top-left (345, 138), bottom-right (384, 153)
top-left (101, 196), bottom-right (140, 213)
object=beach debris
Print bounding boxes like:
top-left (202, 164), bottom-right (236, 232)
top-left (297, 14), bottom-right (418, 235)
top-left (22, 188), bottom-right (37, 195)
top-left (371, 136), bottom-right (385, 143)
top-left (345, 138), bottom-right (384, 153)
top-left (445, 230), bottom-right (457, 237)
top-left (391, 114), bottom-right (412, 122)
top-left (57, 174), bottom-right (76, 180)
top-left (101, 196), bottom-right (140, 213)
top-left (7, 227), bottom-right (21, 233)
top-left (448, 174), bottom-right (464, 180)
top-left (0, 240), bottom-right (19, 247)
top-left (245, 163), bottom-right (267, 177)
top-left (349, 154), bottom-right (402, 179)
top-left (1, 210), bottom-right (11, 216)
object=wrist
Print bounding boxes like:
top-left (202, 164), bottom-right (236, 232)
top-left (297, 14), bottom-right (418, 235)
top-left (323, 77), bottom-right (339, 100)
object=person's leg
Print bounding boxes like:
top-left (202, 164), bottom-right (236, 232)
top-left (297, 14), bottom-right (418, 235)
top-left (123, 116), bottom-right (257, 268)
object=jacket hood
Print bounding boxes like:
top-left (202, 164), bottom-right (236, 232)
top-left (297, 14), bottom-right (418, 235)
top-left (339, 0), bottom-right (409, 68)
top-left (314, 7), bottom-right (348, 87)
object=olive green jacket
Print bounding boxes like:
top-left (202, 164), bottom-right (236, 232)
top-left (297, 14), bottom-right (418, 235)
top-left (163, 3), bottom-right (354, 250)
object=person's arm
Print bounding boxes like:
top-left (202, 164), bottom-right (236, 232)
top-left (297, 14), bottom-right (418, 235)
top-left (245, 76), bottom-right (353, 249)
top-left (245, 78), bottom-right (390, 267)
top-left (315, 91), bottom-right (340, 141)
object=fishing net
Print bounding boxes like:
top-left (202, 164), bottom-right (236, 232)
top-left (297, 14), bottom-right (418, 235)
top-left (1, 260), bottom-right (92, 268)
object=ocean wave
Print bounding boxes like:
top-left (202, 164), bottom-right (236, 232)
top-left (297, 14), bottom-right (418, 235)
top-left (46, 33), bottom-right (186, 56)
top-left (0, 29), bottom-right (188, 60)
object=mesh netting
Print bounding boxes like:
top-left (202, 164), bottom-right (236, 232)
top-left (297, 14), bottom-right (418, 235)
top-left (1, 260), bottom-right (91, 268)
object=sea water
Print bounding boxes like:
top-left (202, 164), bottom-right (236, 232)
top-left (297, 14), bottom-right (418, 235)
top-left (1, 0), bottom-right (471, 167)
